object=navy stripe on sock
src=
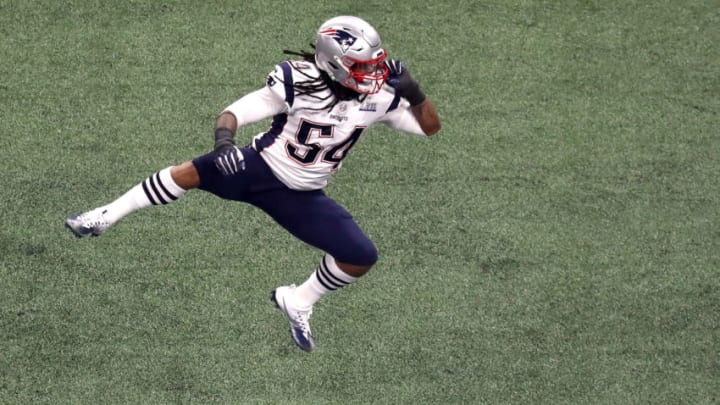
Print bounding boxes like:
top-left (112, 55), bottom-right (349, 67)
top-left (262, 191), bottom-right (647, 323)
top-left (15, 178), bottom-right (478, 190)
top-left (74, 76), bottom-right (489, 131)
top-left (141, 180), bottom-right (159, 205)
top-left (154, 172), bottom-right (178, 201)
top-left (147, 175), bottom-right (168, 204)
top-left (316, 258), bottom-right (348, 290)
top-left (315, 270), bottom-right (339, 291)
top-left (321, 256), bottom-right (350, 285)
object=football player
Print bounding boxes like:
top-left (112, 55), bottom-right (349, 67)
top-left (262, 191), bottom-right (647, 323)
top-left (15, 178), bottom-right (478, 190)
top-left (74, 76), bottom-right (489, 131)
top-left (66, 15), bottom-right (441, 352)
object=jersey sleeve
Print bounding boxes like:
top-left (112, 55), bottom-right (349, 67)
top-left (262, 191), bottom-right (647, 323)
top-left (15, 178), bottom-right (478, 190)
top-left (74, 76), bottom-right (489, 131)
top-left (378, 98), bottom-right (426, 136)
top-left (222, 86), bottom-right (287, 130)
top-left (266, 62), bottom-right (296, 109)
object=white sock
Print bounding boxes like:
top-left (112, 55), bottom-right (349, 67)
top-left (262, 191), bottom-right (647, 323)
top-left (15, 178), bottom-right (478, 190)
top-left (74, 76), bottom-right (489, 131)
top-left (99, 167), bottom-right (187, 225)
top-left (294, 254), bottom-right (357, 308)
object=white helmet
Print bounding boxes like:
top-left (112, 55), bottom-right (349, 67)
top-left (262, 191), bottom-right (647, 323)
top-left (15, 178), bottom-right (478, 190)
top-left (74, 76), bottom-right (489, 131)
top-left (314, 16), bottom-right (389, 94)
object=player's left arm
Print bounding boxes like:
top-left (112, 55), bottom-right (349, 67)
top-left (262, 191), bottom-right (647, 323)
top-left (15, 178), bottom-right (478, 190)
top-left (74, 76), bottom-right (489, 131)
top-left (385, 60), bottom-right (441, 136)
top-left (410, 98), bottom-right (441, 136)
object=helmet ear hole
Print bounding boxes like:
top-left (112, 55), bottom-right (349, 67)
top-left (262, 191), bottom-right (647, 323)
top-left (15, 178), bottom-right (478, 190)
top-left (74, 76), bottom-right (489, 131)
top-left (327, 61), bottom-right (339, 70)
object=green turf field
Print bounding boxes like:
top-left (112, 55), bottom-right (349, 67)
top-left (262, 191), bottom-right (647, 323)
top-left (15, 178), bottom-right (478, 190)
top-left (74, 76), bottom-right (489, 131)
top-left (1, 0), bottom-right (718, 403)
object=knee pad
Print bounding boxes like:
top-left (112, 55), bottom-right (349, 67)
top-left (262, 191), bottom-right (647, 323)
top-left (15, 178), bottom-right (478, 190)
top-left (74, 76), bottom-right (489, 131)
top-left (336, 238), bottom-right (378, 267)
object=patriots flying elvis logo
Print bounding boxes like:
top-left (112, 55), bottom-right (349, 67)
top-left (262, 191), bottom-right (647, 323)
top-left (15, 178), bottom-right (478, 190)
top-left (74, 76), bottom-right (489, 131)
top-left (320, 29), bottom-right (357, 53)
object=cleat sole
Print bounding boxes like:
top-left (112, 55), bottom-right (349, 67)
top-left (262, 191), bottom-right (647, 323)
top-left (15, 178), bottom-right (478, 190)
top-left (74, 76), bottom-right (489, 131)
top-left (65, 222), bottom-right (85, 238)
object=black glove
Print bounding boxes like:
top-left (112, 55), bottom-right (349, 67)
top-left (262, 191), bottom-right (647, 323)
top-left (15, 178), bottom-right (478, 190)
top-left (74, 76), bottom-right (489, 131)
top-left (385, 59), bottom-right (426, 106)
top-left (213, 128), bottom-right (244, 176)
top-left (214, 145), bottom-right (245, 176)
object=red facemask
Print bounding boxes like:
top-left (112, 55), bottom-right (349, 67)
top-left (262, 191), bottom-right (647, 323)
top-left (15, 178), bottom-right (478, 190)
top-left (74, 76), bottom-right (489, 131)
top-left (341, 53), bottom-right (389, 94)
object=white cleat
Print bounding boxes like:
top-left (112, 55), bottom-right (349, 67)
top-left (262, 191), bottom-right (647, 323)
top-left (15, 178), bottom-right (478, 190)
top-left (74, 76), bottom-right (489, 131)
top-left (65, 208), bottom-right (110, 237)
top-left (271, 284), bottom-right (315, 352)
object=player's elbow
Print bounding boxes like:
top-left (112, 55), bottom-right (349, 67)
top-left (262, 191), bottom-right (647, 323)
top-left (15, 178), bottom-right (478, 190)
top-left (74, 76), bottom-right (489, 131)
top-left (423, 120), bottom-right (441, 136)
top-left (413, 99), bottom-right (441, 136)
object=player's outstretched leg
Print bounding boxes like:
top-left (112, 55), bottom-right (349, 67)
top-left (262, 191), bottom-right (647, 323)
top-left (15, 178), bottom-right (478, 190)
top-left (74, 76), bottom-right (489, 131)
top-left (65, 166), bottom-right (188, 237)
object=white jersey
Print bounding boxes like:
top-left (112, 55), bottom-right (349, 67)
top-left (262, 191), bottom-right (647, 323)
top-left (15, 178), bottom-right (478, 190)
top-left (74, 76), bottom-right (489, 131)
top-left (224, 60), bottom-right (425, 191)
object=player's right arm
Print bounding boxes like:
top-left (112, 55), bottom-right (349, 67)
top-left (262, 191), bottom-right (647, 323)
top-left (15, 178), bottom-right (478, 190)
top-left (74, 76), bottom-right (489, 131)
top-left (213, 83), bottom-right (288, 151)
top-left (215, 61), bottom-right (295, 141)
top-left (218, 86), bottom-right (288, 132)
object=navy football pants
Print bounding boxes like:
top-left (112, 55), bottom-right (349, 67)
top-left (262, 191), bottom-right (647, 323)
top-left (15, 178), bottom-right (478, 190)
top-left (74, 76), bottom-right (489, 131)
top-left (192, 147), bottom-right (378, 267)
